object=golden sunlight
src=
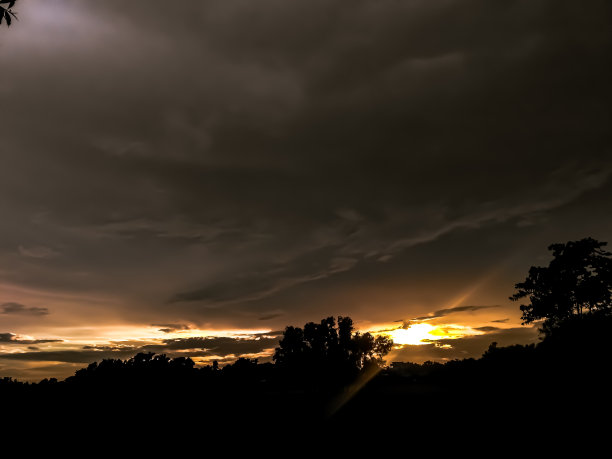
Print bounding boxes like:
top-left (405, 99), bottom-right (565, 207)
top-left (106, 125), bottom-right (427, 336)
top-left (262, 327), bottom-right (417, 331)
top-left (386, 323), bottom-right (437, 345)
top-left (384, 322), bottom-right (483, 345)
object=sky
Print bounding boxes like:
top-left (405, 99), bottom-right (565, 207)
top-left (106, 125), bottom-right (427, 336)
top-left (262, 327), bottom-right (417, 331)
top-left (0, 0), bottom-right (610, 381)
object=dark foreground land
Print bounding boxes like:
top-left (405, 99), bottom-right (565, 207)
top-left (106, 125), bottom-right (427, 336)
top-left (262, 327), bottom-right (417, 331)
top-left (2, 317), bottom-right (611, 443)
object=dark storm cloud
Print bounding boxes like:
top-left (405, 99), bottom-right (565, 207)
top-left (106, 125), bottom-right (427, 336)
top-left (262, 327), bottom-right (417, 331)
top-left (0, 334), bottom-right (280, 363)
top-left (0, 349), bottom-right (135, 363)
top-left (1, 302), bottom-right (49, 316)
top-left (254, 331), bottom-right (283, 337)
top-left (409, 305), bottom-right (500, 322)
top-left (152, 323), bottom-right (192, 333)
top-left (258, 313), bottom-right (283, 321)
top-left (18, 245), bottom-right (60, 259)
top-left (0, 0), bottom-right (610, 330)
top-left (82, 345), bottom-right (117, 351)
top-left (153, 336), bottom-right (279, 355)
top-left (386, 306), bottom-right (500, 331)
top-left (169, 251), bottom-right (358, 305)
top-left (0, 333), bottom-right (61, 345)
top-left (474, 326), bottom-right (501, 332)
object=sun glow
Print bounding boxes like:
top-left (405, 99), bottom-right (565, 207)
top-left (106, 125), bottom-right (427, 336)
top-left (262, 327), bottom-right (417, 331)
top-left (386, 323), bottom-right (438, 345)
top-left (383, 322), bottom-right (483, 345)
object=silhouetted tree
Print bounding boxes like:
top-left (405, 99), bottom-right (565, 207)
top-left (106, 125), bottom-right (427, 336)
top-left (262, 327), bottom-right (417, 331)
top-left (0, 1), bottom-right (17, 28)
top-left (273, 316), bottom-right (393, 383)
top-left (275, 325), bottom-right (308, 367)
top-left (510, 237), bottom-right (612, 336)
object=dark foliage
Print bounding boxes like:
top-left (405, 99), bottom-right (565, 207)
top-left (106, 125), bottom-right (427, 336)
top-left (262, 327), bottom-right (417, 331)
top-left (273, 316), bottom-right (393, 388)
top-left (510, 237), bottom-right (612, 336)
top-left (3, 314), bottom-right (610, 438)
top-left (0, 0), bottom-right (17, 28)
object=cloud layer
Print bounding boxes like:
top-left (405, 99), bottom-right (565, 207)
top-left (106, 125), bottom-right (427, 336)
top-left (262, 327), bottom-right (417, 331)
top-left (0, 334), bottom-right (279, 363)
top-left (0, 1), bottom-right (610, 377)
top-left (1, 302), bottom-right (49, 316)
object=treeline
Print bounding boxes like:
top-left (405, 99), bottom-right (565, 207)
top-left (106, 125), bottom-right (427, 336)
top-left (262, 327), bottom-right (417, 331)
top-left (2, 238), bottom-right (611, 435)
top-left (3, 314), bottom-right (610, 401)
top-left (1, 316), bottom-right (391, 391)
top-left (1, 314), bottom-right (611, 439)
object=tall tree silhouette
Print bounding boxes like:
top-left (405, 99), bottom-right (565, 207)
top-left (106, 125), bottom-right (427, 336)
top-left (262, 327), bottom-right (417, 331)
top-left (0, 1), bottom-right (17, 28)
top-left (274, 316), bottom-right (393, 382)
top-left (510, 237), bottom-right (612, 336)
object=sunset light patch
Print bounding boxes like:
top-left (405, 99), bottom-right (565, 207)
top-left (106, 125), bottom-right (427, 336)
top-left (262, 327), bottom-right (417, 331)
top-left (386, 323), bottom-right (437, 345)
top-left (383, 323), bottom-right (484, 346)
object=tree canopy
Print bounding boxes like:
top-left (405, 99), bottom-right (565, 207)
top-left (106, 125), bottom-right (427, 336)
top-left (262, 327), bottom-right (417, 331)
top-left (273, 316), bottom-right (393, 381)
top-left (0, 1), bottom-right (17, 28)
top-left (510, 237), bottom-right (612, 335)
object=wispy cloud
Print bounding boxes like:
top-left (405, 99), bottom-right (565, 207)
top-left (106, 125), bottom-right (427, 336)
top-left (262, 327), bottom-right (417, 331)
top-left (0, 333), bottom-right (61, 345)
top-left (474, 326), bottom-right (500, 332)
top-left (151, 323), bottom-right (191, 333)
top-left (18, 245), bottom-right (60, 259)
top-left (403, 305), bottom-right (500, 323)
top-left (1, 302), bottom-right (49, 316)
top-left (258, 313), bottom-right (283, 321)
top-left (168, 253), bottom-right (358, 306)
top-left (0, 334), bottom-right (281, 363)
